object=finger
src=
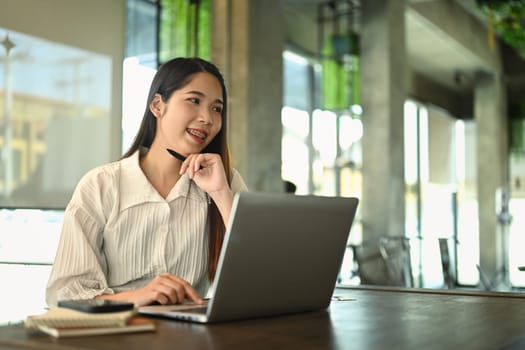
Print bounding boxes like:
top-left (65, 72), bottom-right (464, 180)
top-left (153, 293), bottom-right (170, 305)
top-left (181, 156), bottom-right (195, 176)
top-left (184, 285), bottom-right (204, 304)
top-left (180, 155), bottom-right (194, 178)
top-left (179, 159), bottom-right (188, 175)
top-left (175, 278), bottom-right (203, 303)
top-left (198, 153), bottom-right (219, 168)
top-left (150, 275), bottom-right (181, 303)
top-left (193, 154), bottom-right (205, 172)
top-left (186, 154), bottom-right (203, 174)
top-left (163, 274), bottom-right (203, 303)
top-left (156, 279), bottom-right (186, 304)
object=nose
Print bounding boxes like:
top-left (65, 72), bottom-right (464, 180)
top-left (199, 107), bottom-right (214, 125)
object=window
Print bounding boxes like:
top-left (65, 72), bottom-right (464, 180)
top-left (404, 100), bottom-right (479, 288)
top-left (281, 49), bottom-right (363, 284)
top-left (0, 29), bottom-right (112, 208)
top-left (0, 0), bottom-right (125, 324)
top-left (122, 0), bottom-right (159, 152)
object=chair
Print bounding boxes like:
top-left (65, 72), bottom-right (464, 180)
top-left (351, 236), bottom-right (413, 287)
top-left (438, 238), bottom-right (456, 289)
top-left (379, 236), bottom-right (414, 287)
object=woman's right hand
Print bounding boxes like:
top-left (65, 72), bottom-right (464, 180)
top-left (97, 273), bottom-right (203, 307)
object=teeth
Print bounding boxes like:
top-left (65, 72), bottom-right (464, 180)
top-left (188, 129), bottom-right (206, 139)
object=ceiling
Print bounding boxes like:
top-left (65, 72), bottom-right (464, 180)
top-left (405, 7), bottom-right (482, 93)
top-left (283, 0), bottom-right (525, 111)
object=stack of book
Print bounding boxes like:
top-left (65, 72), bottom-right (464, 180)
top-left (25, 307), bottom-right (156, 338)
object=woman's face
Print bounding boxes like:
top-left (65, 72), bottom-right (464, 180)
top-left (152, 72), bottom-right (223, 156)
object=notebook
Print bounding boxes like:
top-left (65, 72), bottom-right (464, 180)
top-left (139, 191), bottom-right (359, 323)
top-left (25, 307), bottom-right (156, 338)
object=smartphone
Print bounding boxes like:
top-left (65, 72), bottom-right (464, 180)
top-left (58, 299), bottom-right (135, 313)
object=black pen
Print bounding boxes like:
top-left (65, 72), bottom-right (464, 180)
top-left (167, 148), bottom-right (204, 169)
top-left (166, 148), bottom-right (187, 162)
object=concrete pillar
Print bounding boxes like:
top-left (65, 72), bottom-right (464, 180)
top-left (359, 0), bottom-right (407, 284)
top-left (211, 0), bottom-right (284, 192)
top-left (475, 72), bottom-right (509, 288)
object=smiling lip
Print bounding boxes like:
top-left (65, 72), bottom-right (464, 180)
top-left (187, 128), bottom-right (207, 143)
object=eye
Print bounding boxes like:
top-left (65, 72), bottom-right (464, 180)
top-left (188, 97), bottom-right (200, 104)
top-left (212, 106), bottom-right (223, 114)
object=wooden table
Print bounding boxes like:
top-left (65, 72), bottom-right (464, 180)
top-left (1, 286), bottom-right (525, 350)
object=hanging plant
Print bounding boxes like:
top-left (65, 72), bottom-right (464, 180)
top-left (159, 0), bottom-right (211, 64)
top-left (476, 0), bottom-right (525, 58)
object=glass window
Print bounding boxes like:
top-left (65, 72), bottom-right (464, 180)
top-left (122, 0), bottom-right (159, 153)
top-left (509, 150), bottom-right (525, 287)
top-left (281, 106), bottom-right (310, 194)
top-left (404, 100), bottom-right (479, 288)
top-left (126, 0), bottom-right (159, 67)
top-left (283, 51), bottom-right (311, 111)
top-left (281, 50), bottom-right (315, 194)
top-left (0, 29), bottom-right (112, 208)
top-left (282, 49), bottom-right (363, 285)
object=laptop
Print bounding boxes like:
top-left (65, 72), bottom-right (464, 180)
top-left (139, 191), bottom-right (359, 323)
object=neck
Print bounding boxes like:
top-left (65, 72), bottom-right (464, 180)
top-left (140, 145), bottom-right (182, 198)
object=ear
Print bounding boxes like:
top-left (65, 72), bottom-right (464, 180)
top-left (149, 93), bottom-right (164, 118)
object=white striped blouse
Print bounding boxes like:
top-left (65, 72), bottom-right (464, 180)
top-left (45, 149), bottom-right (247, 306)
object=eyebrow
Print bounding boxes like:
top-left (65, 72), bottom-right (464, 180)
top-left (186, 90), bottom-right (223, 105)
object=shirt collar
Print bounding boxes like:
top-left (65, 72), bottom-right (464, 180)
top-left (119, 148), bottom-right (208, 211)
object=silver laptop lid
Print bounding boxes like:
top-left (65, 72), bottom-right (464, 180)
top-left (206, 192), bottom-right (359, 322)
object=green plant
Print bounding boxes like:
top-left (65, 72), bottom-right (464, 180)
top-left (477, 0), bottom-right (525, 58)
top-left (159, 0), bottom-right (211, 64)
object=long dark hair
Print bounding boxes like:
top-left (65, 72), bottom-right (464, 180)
top-left (123, 57), bottom-right (231, 281)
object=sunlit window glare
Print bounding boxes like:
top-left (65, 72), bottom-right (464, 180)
top-left (283, 50), bottom-right (309, 65)
top-left (419, 107), bottom-right (429, 183)
top-left (339, 115), bottom-right (363, 150)
top-left (122, 57), bottom-right (156, 152)
top-left (281, 107), bottom-right (310, 194)
top-left (312, 109), bottom-right (337, 165)
top-left (281, 106), bottom-right (310, 139)
top-left (455, 120), bottom-right (465, 183)
top-left (404, 101), bottom-right (418, 185)
top-left (351, 104), bottom-right (363, 115)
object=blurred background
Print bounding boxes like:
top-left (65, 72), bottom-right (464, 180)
top-left (1, 0), bottom-right (525, 323)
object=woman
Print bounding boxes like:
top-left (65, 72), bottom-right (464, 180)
top-left (46, 57), bottom-right (247, 307)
